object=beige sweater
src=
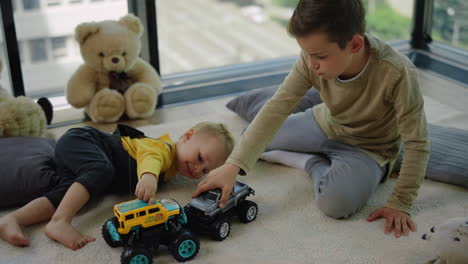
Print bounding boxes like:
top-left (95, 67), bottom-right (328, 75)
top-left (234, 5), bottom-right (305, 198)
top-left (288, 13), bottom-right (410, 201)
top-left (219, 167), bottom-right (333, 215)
top-left (228, 35), bottom-right (430, 214)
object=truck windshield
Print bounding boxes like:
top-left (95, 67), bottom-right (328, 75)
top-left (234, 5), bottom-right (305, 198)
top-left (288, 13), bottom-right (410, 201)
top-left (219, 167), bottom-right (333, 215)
top-left (205, 192), bottom-right (219, 201)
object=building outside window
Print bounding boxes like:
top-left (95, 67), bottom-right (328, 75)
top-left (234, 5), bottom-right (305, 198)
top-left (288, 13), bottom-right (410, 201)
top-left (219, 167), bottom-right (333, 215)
top-left (29, 38), bottom-right (47, 63)
top-left (18, 41), bottom-right (24, 62)
top-left (0, 43), bottom-right (11, 93)
top-left (22, 0), bottom-right (40, 11)
top-left (51, 36), bottom-right (68, 60)
top-left (47, 0), bottom-right (63, 7)
top-left (9, 0), bottom-right (128, 96)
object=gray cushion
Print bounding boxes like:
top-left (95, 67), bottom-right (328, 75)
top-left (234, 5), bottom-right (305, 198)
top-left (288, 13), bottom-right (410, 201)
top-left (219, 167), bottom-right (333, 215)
top-left (394, 125), bottom-right (468, 188)
top-left (226, 85), bottom-right (322, 122)
top-left (0, 137), bottom-right (58, 207)
top-left (226, 86), bottom-right (468, 188)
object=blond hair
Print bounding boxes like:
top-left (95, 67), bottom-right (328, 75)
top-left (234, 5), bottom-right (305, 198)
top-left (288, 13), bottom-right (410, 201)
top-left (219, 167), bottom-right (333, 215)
top-left (191, 121), bottom-right (235, 158)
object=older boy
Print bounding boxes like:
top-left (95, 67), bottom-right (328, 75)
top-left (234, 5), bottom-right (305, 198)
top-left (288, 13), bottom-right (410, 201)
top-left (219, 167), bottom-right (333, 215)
top-left (0, 122), bottom-right (234, 250)
top-left (194, 0), bottom-right (429, 238)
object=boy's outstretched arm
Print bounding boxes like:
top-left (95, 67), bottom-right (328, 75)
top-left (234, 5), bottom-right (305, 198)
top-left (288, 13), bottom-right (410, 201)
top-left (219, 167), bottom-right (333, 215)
top-left (192, 163), bottom-right (239, 208)
top-left (370, 67), bottom-right (429, 238)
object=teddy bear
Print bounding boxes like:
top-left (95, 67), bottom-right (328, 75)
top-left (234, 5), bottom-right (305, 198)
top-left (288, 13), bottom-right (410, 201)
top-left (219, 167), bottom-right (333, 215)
top-left (421, 217), bottom-right (468, 264)
top-left (66, 14), bottom-right (161, 123)
top-left (0, 59), bottom-right (53, 138)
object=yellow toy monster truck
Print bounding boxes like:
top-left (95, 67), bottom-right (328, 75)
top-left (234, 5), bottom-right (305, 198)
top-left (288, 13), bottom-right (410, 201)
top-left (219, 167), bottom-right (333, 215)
top-left (102, 198), bottom-right (199, 264)
top-left (112, 198), bottom-right (182, 234)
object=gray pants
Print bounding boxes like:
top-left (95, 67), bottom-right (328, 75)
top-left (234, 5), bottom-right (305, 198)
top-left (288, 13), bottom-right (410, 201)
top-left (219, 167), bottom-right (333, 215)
top-left (266, 108), bottom-right (386, 219)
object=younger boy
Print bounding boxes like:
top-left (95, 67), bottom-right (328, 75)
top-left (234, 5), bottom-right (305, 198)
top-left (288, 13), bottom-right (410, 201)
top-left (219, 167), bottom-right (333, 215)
top-left (194, 0), bottom-right (430, 238)
top-left (0, 122), bottom-right (234, 250)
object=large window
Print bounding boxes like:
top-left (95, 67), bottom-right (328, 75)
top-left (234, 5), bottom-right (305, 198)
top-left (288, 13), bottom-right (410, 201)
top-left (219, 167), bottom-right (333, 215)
top-left (8, 0), bottom-right (128, 97)
top-left (432, 0), bottom-right (468, 50)
top-left (157, 0), bottom-right (414, 76)
top-left (157, 0), bottom-right (299, 75)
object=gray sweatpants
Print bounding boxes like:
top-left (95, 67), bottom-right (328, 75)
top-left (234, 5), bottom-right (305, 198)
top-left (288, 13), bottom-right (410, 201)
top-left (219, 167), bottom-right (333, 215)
top-left (266, 108), bottom-right (386, 219)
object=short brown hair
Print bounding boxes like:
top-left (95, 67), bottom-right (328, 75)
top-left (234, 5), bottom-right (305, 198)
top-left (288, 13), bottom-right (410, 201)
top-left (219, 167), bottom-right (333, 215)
top-left (288, 0), bottom-right (366, 49)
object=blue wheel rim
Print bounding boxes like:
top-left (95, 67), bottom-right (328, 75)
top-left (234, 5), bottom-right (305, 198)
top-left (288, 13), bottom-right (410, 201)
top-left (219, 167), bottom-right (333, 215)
top-left (129, 255), bottom-right (149, 264)
top-left (178, 240), bottom-right (196, 258)
top-left (106, 221), bottom-right (120, 242)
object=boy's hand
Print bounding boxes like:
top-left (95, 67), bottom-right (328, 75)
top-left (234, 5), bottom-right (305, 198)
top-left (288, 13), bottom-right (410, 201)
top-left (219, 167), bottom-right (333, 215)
top-left (367, 207), bottom-right (416, 238)
top-left (135, 173), bottom-right (158, 205)
top-left (192, 163), bottom-right (239, 208)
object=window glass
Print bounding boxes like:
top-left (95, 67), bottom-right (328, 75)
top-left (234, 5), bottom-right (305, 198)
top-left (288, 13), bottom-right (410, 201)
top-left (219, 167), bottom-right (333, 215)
top-left (29, 38), bottom-right (47, 63)
top-left (12, 0), bottom-right (128, 97)
top-left (364, 0), bottom-right (414, 41)
top-left (22, 0), bottom-right (40, 11)
top-left (0, 7), bottom-right (13, 94)
top-left (432, 0), bottom-right (468, 50)
top-left (157, 0), bottom-right (414, 76)
top-left (18, 41), bottom-right (24, 62)
top-left (148, 208), bottom-right (160, 214)
top-left (157, 0), bottom-right (300, 75)
top-left (51, 36), bottom-right (68, 60)
top-left (47, 0), bottom-right (62, 7)
top-left (0, 43), bottom-right (13, 94)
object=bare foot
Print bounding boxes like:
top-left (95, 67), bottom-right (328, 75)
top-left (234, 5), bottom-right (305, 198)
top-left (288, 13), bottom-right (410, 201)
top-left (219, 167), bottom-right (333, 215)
top-left (0, 215), bottom-right (29, 247)
top-left (44, 219), bottom-right (95, 250)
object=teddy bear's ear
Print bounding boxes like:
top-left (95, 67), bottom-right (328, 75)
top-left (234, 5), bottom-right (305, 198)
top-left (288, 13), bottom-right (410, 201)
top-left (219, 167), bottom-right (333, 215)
top-left (75, 22), bottom-right (101, 44)
top-left (119, 14), bottom-right (143, 37)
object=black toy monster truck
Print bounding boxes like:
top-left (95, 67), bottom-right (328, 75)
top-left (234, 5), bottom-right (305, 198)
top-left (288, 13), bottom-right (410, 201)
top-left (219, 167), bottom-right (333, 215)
top-left (184, 181), bottom-right (258, 241)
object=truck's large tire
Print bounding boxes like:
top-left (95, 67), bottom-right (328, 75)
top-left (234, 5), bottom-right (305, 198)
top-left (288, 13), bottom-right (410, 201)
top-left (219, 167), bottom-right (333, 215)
top-left (210, 218), bottom-right (231, 241)
top-left (102, 217), bottom-right (123, 247)
top-left (121, 247), bottom-right (153, 264)
top-left (169, 230), bottom-right (200, 262)
top-left (237, 200), bottom-right (258, 223)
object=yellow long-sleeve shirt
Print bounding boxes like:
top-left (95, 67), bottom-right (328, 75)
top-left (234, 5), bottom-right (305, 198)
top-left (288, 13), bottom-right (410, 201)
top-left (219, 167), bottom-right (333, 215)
top-left (227, 34), bottom-right (430, 214)
top-left (120, 134), bottom-right (177, 182)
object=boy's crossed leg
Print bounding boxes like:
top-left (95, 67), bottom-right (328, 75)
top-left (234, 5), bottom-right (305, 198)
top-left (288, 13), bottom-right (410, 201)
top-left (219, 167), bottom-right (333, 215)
top-left (261, 108), bottom-right (385, 218)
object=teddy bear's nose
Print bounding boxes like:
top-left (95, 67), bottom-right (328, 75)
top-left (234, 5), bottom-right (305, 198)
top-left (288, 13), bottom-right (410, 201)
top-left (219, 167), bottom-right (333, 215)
top-left (112, 57), bottom-right (119, 64)
top-left (421, 234), bottom-right (427, 240)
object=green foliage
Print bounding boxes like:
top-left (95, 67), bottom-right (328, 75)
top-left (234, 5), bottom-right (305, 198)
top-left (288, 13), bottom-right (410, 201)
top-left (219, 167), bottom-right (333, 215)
top-left (272, 0), bottom-right (299, 9)
top-left (364, 0), bottom-right (411, 41)
top-left (432, 0), bottom-right (468, 49)
top-left (271, 15), bottom-right (289, 28)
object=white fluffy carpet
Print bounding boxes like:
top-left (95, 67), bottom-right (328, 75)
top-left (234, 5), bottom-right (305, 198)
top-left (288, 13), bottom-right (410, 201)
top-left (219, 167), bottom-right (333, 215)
top-left (1, 97), bottom-right (467, 264)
